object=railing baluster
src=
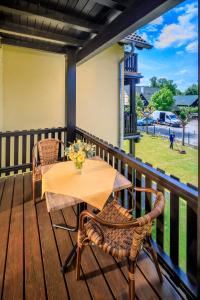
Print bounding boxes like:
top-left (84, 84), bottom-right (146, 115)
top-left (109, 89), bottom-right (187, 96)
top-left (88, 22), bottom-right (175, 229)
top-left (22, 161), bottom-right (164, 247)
top-left (135, 158), bottom-right (142, 218)
top-left (14, 135), bottom-right (19, 174)
top-left (144, 162), bottom-right (152, 213)
top-left (156, 167), bottom-right (165, 250)
top-left (186, 183), bottom-right (197, 282)
top-left (22, 132), bottom-right (27, 172)
top-left (170, 175), bottom-right (180, 266)
top-left (5, 134), bottom-right (11, 176)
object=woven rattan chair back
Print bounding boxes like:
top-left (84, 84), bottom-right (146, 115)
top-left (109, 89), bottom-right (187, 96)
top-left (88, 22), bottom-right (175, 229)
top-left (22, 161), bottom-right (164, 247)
top-left (32, 138), bottom-right (66, 204)
top-left (37, 138), bottom-right (60, 166)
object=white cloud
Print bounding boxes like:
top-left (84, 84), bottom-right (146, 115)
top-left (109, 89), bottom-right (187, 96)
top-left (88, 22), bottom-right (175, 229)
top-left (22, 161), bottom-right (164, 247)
top-left (175, 69), bottom-right (187, 75)
top-left (176, 50), bottom-right (184, 55)
top-left (186, 40), bottom-right (198, 53)
top-left (140, 32), bottom-right (148, 42)
top-left (150, 16), bottom-right (164, 25)
top-left (154, 2), bottom-right (197, 49)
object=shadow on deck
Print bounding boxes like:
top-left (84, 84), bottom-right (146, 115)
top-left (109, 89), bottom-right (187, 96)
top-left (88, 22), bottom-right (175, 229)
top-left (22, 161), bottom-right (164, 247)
top-left (0, 173), bottom-right (186, 299)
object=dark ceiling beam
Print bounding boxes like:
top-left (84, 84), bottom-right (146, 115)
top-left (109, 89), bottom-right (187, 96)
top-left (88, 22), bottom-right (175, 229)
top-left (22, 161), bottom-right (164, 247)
top-left (92, 0), bottom-right (126, 11)
top-left (0, 2), bottom-right (102, 33)
top-left (77, 0), bottom-right (183, 64)
top-left (1, 36), bottom-right (68, 54)
top-left (0, 21), bottom-right (85, 46)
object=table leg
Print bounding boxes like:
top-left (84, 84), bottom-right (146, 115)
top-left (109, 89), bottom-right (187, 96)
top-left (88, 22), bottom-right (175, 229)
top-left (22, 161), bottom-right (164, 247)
top-left (61, 243), bottom-right (77, 273)
top-left (60, 202), bottom-right (85, 273)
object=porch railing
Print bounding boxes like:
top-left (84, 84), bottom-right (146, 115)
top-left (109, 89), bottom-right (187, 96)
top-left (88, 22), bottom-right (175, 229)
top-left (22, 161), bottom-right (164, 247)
top-left (0, 127), bottom-right (67, 176)
top-left (124, 113), bottom-right (137, 136)
top-left (76, 127), bottom-right (198, 299)
top-left (124, 53), bottom-right (138, 73)
top-left (0, 126), bottom-right (198, 298)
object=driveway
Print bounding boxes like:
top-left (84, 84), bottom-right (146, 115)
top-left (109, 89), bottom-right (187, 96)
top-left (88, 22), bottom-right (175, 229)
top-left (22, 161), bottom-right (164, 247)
top-left (138, 119), bottom-right (198, 146)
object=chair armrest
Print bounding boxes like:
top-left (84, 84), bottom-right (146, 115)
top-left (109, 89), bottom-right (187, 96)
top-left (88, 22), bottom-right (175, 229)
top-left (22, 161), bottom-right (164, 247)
top-left (79, 210), bottom-right (138, 231)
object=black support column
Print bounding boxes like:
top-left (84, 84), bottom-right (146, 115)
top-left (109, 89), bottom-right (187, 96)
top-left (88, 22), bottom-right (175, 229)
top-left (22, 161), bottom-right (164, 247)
top-left (129, 78), bottom-right (136, 156)
top-left (65, 50), bottom-right (76, 143)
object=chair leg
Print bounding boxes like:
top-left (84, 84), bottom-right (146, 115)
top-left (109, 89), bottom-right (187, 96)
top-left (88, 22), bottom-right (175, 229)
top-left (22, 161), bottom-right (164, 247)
top-left (76, 246), bottom-right (83, 280)
top-left (146, 236), bottom-right (163, 283)
top-left (32, 179), bottom-right (36, 205)
top-left (128, 259), bottom-right (136, 300)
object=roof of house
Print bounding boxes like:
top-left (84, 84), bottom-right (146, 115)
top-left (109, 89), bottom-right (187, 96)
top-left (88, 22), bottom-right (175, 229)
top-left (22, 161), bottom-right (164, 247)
top-left (136, 86), bottom-right (159, 101)
top-left (121, 33), bottom-right (152, 49)
top-left (173, 95), bottom-right (198, 106)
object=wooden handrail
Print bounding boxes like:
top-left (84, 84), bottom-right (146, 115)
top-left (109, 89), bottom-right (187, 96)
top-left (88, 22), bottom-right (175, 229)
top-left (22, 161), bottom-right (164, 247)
top-left (76, 127), bottom-right (197, 209)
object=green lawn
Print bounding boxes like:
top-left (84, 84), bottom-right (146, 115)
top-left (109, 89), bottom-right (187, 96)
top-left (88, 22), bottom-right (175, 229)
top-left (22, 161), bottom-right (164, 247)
top-left (124, 133), bottom-right (198, 272)
top-left (124, 133), bottom-right (198, 186)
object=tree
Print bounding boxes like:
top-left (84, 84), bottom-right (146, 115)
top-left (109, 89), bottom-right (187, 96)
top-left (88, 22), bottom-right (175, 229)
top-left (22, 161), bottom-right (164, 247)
top-left (185, 84), bottom-right (198, 95)
top-left (177, 107), bottom-right (191, 146)
top-left (150, 88), bottom-right (174, 111)
top-left (149, 77), bottom-right (178, 95)
top-left (149, 76), bottom-right (158, 88)
top-left (136, 93), bottom-right (144, 118)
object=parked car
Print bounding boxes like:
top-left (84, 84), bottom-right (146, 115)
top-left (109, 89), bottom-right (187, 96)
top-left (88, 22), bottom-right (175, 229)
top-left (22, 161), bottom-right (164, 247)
top-left (151, 110), bottom-right (181, 127)
top-left (137, 117), bottom-right (154, 126)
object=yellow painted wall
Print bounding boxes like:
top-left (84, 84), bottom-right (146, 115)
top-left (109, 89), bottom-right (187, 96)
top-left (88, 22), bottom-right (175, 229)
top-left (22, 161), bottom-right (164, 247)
top-left (77, 45), bottom-right (123, 146)
top-left (3, 45), bottom-right (65, 131)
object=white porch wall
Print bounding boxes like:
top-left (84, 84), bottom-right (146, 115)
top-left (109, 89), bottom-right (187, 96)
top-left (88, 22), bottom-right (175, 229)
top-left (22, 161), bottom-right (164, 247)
top-left (77, 44), bottom-right (123, 146)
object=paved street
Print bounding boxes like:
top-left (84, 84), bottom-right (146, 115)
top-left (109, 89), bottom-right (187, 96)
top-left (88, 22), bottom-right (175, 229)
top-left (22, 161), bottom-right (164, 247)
top-left (138, 119), bottom-right (198, 146)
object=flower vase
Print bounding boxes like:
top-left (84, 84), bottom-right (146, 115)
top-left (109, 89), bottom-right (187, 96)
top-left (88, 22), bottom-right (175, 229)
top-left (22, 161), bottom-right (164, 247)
top-left (74, 161), bottom-right (83, 174)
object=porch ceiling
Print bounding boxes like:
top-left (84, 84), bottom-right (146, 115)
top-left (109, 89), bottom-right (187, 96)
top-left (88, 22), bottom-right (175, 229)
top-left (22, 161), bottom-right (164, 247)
top-left (0, 0), bottom-right (183, 63)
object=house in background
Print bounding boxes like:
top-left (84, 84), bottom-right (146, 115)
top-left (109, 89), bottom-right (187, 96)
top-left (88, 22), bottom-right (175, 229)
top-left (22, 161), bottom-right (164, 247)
top-left (173, 95), bottom-right (198, 110)
top-left (136, 86), bottom-right (160, 106)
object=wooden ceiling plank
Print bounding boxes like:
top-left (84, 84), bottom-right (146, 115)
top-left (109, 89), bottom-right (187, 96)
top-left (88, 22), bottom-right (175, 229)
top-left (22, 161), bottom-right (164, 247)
top-left (77, 0), bottom-right (183, 64)
top-left (91, 0), bottom-right (126, 11)
top-left (0, 21), bottom-right (85, 46)
top-left (0, 2), bottom-right (103, 33)
top-left (1, 36), bottom-right (68, 54)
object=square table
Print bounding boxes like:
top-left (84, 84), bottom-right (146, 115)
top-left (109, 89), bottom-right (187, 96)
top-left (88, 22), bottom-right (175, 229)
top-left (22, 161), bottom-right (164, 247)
top-left (41, 157), bottom-right (133, 272)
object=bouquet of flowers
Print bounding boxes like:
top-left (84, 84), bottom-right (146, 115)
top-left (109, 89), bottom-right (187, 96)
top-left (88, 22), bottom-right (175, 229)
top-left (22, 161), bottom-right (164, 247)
top-left (65, 139), bottom-right (96, 170)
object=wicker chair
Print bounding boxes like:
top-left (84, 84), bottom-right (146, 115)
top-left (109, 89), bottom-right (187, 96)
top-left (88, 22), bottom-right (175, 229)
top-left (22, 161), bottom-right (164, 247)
top-left (32, 138), bottom-right (66, 204)
top-left (76, 187), bottom-right (165, 300)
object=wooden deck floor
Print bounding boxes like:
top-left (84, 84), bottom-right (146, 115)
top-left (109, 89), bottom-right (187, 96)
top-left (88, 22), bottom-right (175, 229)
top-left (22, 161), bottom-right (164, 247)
top-left (0, 173), bottom-right (186, 300)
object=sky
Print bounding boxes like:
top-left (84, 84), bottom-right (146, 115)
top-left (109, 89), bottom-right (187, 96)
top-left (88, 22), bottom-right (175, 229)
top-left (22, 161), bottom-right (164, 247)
top-left (136, 0), bottom-right (198, 92)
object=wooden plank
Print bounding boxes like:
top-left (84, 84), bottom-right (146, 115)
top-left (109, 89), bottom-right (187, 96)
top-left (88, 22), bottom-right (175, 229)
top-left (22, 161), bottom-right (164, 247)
top-left (37, 200), bottom-right (69, 299)
top-left (137, 251), bottom-right (183, 300)
top-left (0, 21), bottom-right (85, 46)
top-left (24, 173), bottom-right (46, 300)
top-left (91, 245), bottom-right (128, 299)
top-left (62, 206), bottom-right (113, 300)
top-left (116, 257), bottom-right (160, 300)
top-left (0, 176), bottom-right (15, 297)
top-left (0, 178), bottom-right (5, 206)
top-left (2, 175), bottom-right (24, 300)
top-left (0, 2), bottom-right (101, 33)
top-left (50, 209), bottom-right (91, 300)
top-left (2, 36), bottom-right (66, 54)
